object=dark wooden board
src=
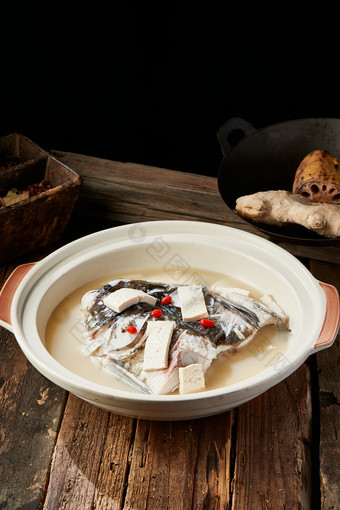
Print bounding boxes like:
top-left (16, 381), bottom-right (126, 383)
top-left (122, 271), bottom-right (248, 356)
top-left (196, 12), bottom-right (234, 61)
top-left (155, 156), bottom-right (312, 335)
top-left (232, 364), bottom-right (312, 509)
top-left (310, 260), bottom-right (340, 510)
top-left (42, 368), bottom-right (312, 509)
top-left (0, 263), bottom-right (67, 509)
top-left (43, 395), bottom-right (235, 509)
top-left (124, 412), bottom-right (234, 509)
top-left (43, 394), bottom-right (135, 509)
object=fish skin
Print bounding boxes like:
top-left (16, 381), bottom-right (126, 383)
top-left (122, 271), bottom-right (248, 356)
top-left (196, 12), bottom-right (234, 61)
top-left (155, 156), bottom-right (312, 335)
top-left (81, 279), bottom-right (289, 395)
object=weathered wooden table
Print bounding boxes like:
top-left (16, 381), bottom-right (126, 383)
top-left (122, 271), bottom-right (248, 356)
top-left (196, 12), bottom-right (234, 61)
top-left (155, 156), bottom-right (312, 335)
top-left (1, 152), bottom-right (339, 509)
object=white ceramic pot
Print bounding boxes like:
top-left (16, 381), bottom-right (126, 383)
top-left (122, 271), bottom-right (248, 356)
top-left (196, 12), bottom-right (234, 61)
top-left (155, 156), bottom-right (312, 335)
top-left (0, 221), bottom-right (339, 420)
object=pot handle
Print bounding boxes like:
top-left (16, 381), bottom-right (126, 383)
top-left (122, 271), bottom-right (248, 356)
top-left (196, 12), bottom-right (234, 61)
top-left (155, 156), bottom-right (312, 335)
top-left (313, 281), bottom-right (340, 352)
top-left (0, 262), bottom-right (36, 332)
top-left (217, 117), bottom-right (256, 156)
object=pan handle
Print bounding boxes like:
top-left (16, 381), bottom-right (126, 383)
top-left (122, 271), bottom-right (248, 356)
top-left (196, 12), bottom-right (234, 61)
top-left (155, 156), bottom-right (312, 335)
top-left (0, 262), bottom-right (36, 332)
top-left (217, 117), bottom-right (256, 156)
top-left (313, 281), bottom-right (340, 352)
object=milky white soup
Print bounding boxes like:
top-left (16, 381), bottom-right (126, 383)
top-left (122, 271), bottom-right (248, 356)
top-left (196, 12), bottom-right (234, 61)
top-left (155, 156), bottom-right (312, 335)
top-left (45, 267), bottom-right (290, 395)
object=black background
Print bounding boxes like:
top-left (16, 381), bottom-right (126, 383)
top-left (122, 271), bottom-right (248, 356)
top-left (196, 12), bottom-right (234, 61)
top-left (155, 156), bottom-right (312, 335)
top-left (2, 4), bottom-right (340, 177)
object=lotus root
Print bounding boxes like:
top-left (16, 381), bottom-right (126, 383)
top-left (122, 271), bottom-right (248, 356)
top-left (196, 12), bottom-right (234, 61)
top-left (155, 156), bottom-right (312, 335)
top-left (293, 149), bottom-right (340, 204)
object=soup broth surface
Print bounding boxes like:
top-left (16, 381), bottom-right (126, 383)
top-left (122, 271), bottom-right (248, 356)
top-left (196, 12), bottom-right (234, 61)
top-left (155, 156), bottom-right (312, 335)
top-left (45, 267), bottom-right (290, 394)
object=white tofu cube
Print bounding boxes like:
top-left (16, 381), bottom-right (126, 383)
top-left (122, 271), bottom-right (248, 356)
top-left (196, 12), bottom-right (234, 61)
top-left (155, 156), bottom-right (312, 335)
top-left (179, 363), bottom-right (205, 394)
top-left (143, 320), bottom-right (176, 371)
top-left (103, 287), bottom-right (157, 313)
top-left (178, 285), bottom-right (208, 322)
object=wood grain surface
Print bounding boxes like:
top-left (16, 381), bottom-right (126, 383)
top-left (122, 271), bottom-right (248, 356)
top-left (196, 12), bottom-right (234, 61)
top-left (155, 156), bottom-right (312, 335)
top-left (310, 260), bottom-right (340, 510)
top-left (0, 263), bottom-right (67, 509)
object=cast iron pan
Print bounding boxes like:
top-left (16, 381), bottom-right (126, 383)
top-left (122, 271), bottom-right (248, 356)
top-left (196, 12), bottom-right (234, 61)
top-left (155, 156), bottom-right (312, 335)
top-left (217, 117), bottom-right (340, 245)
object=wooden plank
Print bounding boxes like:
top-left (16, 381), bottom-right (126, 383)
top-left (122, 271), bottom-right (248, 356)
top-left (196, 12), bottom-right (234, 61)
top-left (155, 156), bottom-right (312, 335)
top-left (124, 411), bottom-right (235, 509)
top-left (52, 151), bottom-right (340, 264)
top-left (43, 397), bottom-right (234, 509)
top-left (0, 265), bottom-right (67, 510)
top-left (52, 151), bottom-right (231, 225)
top-left (43, 394), bottom-right (135, 509)
top-left (310, 260), bottom-right (340, 510)
top-left (232, 364), bottom-right (312, 509)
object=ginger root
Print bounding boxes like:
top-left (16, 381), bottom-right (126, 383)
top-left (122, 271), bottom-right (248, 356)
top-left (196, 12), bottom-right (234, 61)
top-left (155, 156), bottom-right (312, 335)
top-left (235, 190), bottom-right (340, 238)
top-left (293, 150), bottom-right (340, 204)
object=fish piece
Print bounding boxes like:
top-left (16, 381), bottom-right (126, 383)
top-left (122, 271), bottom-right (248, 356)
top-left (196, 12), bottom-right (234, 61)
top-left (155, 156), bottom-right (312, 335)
top-left (103, 358), bottom-right (150, 394)
top-left (259, 294), bottom-right (287, 323)
top-left (81, 278), bottom-right (290, 395)
top-left (211, 287), bottom-right (289, 343)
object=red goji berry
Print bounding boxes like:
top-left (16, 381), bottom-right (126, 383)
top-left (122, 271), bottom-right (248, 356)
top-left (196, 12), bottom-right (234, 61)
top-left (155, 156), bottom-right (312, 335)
top-left (151, 309), bottom-right (162, 318)
top-left (126, 325), bottom-right (137, 334)
top-left (200, 318), bottom-right (215, 327)
top-left (161, 295), bottom-right (172, 305)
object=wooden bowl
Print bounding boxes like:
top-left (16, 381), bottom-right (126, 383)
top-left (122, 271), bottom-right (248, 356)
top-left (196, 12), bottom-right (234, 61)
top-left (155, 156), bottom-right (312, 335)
top-left (0, 133), bottom-right (82, 263)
